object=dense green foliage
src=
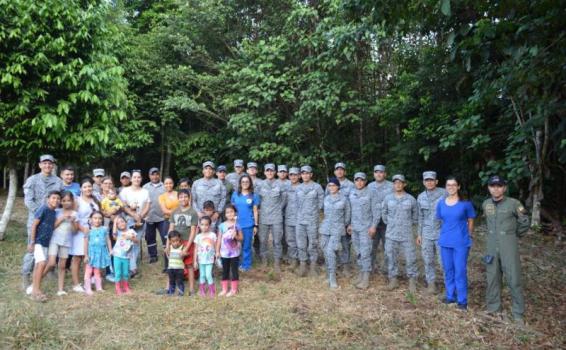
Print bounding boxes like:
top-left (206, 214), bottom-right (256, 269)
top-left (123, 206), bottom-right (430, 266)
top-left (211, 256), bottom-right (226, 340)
top-left (1, 0), bottom-right (565, 224)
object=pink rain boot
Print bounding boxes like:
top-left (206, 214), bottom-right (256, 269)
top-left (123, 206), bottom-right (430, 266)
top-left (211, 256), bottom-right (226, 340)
top-left (226, 280), bottom-right (238, 297)
top-left (122, 281), bottom-right (131, 294)
top-left (199, 283), bottom-right (206, 297)
top-left (115, 283), bottom-right (123, 295)
top-left (219, 280), bottom-right (229, 296)
top-left (208, 283), bottom-right (216, 298)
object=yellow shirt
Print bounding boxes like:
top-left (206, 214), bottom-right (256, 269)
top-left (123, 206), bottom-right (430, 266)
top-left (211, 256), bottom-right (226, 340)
top-left (101, 197), bottom-right (124, 213)
top-left (159, 191), bottom-right (179, 220)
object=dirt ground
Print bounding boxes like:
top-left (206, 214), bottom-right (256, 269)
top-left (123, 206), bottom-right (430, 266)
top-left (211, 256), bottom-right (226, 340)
top-left (0, 196), bottom-right (564, 349)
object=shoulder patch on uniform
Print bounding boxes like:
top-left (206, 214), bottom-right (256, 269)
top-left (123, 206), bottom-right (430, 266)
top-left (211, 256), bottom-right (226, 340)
top-left (517, 205), bottom-right (527, 214)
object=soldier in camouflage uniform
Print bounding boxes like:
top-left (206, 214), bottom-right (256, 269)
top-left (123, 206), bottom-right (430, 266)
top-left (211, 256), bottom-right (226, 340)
top-left (191, 161), bottom-right (227, 218)
top-left (257, 163), bottom-right (287, 274)
top-left (276, 165), bottom-right (290, 261)
top-left (327, 162), bottom-right (355, 277)
top-left (382, 175), bottom-right (419, 293)
top-left (296, 165), bottom-right (325, 277)
top-left (482, 175), bottom-right (530, 325)
top-left (226, 159), bottom-right (245, 192)
top-left (348, 172), bottom-right (380, 289)
top-left (368, 164), bottom-right (394, 274)
top-left (416, 171), bottom-right (446, 294)
top-left (21, 154), bottom-right (63, 289)
top-left (284, 167), bottom-right (301, 269)
top-left (216, 165), bottom-right (234, 198)
top-left (320, 177), bottom-right (351, 289)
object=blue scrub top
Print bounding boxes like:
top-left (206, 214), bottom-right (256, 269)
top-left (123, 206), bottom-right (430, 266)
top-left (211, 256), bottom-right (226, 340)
top-left (231, 192), bottom-right (260, 229)
top-left (436, 199), bottom-right (476, 248)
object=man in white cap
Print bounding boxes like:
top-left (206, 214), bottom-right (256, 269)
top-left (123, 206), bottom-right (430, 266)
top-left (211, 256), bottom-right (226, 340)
top-left (191, 161), bottom-right (227, 219)
top-left (118, 171), bottom-right (131, 195)
top-left (416, 171), bottom-right (446, 294)
top-left (284, 167), bottom-right (301, 269)
top-left (295, 165), bottom-right (324, 277)
top-left (256, 163), bottom-right (287, 275)
top-left (226, 159), bottom-right (245, 192)
top-left (328, 162), bottom-right (355, 277)
top-left (382, 174), bottom-right (419, 292)
top-left (92, 168), bottom-right (105, 200)
top-left (21, 154), bottom-right (63, 289)
top-left (143, 167), bottom-right (166, 264)
top-left (368, 164), bottom-right (394, 274)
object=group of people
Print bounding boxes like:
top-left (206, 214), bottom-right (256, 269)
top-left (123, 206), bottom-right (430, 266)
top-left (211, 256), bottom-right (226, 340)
top-left (20, 154), bottom-right (530, 324)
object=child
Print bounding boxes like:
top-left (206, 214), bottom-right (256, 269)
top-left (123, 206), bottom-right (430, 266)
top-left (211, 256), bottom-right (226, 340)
top-left (202, 200), bottom-right (218, 232)
top-left (216, 204), bottom-right (243, 297)
top-left (84, 211), bottom-right (112, 296)
top-left (194, 216), bottom-right (218, 297)
top-left (112, 215), bottom-right (137, 295)
top-left (44, 191), bottom-right (78, 296)
top-left (27, 191), bottom-right (61, 301)
top-left (168, 189), bottom-right (198, 294)
top-left (101, 188), bottom-right (124, 219)
top-left (166, 231), bottom-right (186, 296)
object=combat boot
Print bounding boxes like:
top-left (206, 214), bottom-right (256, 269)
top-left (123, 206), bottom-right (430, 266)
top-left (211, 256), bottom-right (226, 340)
top-left (309, 262), bottom-right (318, 277)
top-left (409, 278), bottom-right (417, 293)
top-left (328, 272), bottom-right (338, 289)
top-left (341, 264), bottom-right (351, 278)
top-left (386, 277), bottom-right (399, 291)
top-left (297, 261), bottom-right (307, 277)
top-left (355, 272), bottom-right (370, 289)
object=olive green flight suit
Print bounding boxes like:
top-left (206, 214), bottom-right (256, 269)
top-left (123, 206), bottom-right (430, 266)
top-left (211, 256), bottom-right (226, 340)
top-left (482, 197), bottom-right (530, 319)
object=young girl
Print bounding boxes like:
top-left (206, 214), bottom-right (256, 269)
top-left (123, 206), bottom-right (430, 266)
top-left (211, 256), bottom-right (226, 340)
top-left (84, 211), bottom-right (112, 296)
top-left (112, 215), bottom-right (137, 295)
top-left (216, 204), bottom-right (243, 297)
top-left (194, 216), bottom-right (218, 297)
top-left (44, 191), bottom-right (78, 296)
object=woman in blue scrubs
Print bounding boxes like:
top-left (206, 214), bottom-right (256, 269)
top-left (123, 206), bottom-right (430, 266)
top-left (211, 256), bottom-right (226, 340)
top-left (231, 174), bottom-right (260, 271)
top-left (436, 176), bottom-right (476, 309)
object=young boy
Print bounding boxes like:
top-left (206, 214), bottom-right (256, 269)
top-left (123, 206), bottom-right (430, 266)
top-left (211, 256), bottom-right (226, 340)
top-left (202, 200), bottom-right (218, 232)
top-left (27, 191), bottom-right (61, 301)
top-left (101, 189), bottom-right (124, 217)
top-left (166, 231), bottom-right (186, 296)
top-left (169, 189), bottom-right (199, 294)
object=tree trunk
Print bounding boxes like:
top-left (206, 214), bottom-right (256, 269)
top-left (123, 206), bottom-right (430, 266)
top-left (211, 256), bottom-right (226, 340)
top-left (164, 142), bottom-right (172, 178)
top-left (2, 167), bottom-right (6, 189)
top-left (159, 125), bottom-right (165, 173)
top-left (23, 161), bottom-right (30, 183)
top-left (0, 167), bottom-right (18, 240)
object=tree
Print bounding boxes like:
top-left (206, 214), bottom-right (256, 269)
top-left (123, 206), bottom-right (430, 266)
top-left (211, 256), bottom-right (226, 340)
top-left (0, 0), bottom-right (131, 239)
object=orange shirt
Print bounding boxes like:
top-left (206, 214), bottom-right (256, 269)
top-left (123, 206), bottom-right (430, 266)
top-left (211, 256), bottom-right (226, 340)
top-left (158, 191), bottom-right (179, 220)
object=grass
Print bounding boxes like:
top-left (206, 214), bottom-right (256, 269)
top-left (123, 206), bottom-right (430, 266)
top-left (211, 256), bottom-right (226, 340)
top-left (0, 196), bottom-right (564, 349)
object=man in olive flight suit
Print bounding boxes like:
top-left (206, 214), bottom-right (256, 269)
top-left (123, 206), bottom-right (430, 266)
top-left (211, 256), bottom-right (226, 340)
top-left (482, 175), bottom-right (530, 326)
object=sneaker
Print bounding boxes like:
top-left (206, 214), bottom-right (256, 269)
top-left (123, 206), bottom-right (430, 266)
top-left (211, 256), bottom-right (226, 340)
top-left (56, 290), bottom-right (67, 296)
top-left (26, 285), bottom-right (33, 295)
top-left (105, 274), bottom-right (115, 283)
top-left (149, 257), bottom-right (158, 264)
top-left (72, 284), bottom-right (86, 293)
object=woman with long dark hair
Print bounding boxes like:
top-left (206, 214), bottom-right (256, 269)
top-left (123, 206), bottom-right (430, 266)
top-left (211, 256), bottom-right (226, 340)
top-left (230, 174), bottom-right (260, 272)
top-left (436, 176), bottom-right (476, 310)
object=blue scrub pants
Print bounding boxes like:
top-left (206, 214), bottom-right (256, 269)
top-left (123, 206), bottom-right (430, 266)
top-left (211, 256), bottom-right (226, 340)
top-left (441, 246), bottom-right (470, 306)
top-left (240, 226), bottom-right (254, 270)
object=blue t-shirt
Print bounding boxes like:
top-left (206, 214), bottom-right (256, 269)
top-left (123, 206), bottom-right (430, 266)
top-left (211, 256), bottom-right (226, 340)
top-left (436, 199), bottom-right (476, 248)
top-left (34, 205), bottom-right (57, 247)
top-left (230, 192), bottom-right (260, 229)
top-left (63, 182), bottom-right (81, 197)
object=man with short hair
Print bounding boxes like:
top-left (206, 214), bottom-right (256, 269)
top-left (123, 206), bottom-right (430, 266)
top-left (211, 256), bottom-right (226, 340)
top-left (216, 165), bottom-right (234, 198)
top-left (191, 161), bottom-right (227, 222)
top-left (21, 154), bottom-right (63, 290)
top-left (296, 165), bottom-right (325, 277)
top-left (246, 162), bottom-right (263, 187)
top-left (482, 175), bottom-right (530, 325)
top-left (143, 167), bottom-right (167, 264)
top-left (256, 163), bottom-right (287, 275)
top-left (416, 171), bottom-right (446, 294)
top-left (118, 171), bottom-right (131, 195)
top-left (60, 165), bottom-right (80, 197)
top-left (382, 174), bottom-right (418, 293)
top-left (92, 168), bottom-right (105, 200)
top-left (368, 164), bottom-right (394, 273)
top-left (284, 167), bottom-right (301, 269)
top-left (226, 159), bottom-right (245, 192)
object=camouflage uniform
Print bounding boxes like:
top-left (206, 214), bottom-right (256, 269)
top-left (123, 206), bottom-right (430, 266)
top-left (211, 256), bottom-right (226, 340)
top-left (320, 193), bottom-right (351, 274)
top-left (417, 187), bottom-right (447, 285)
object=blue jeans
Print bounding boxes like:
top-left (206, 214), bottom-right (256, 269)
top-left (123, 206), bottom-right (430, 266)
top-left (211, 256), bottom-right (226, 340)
top-left (441, 246), bottom-right (470, 305)
top-left (240, 226), bottom-right (254, 270)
